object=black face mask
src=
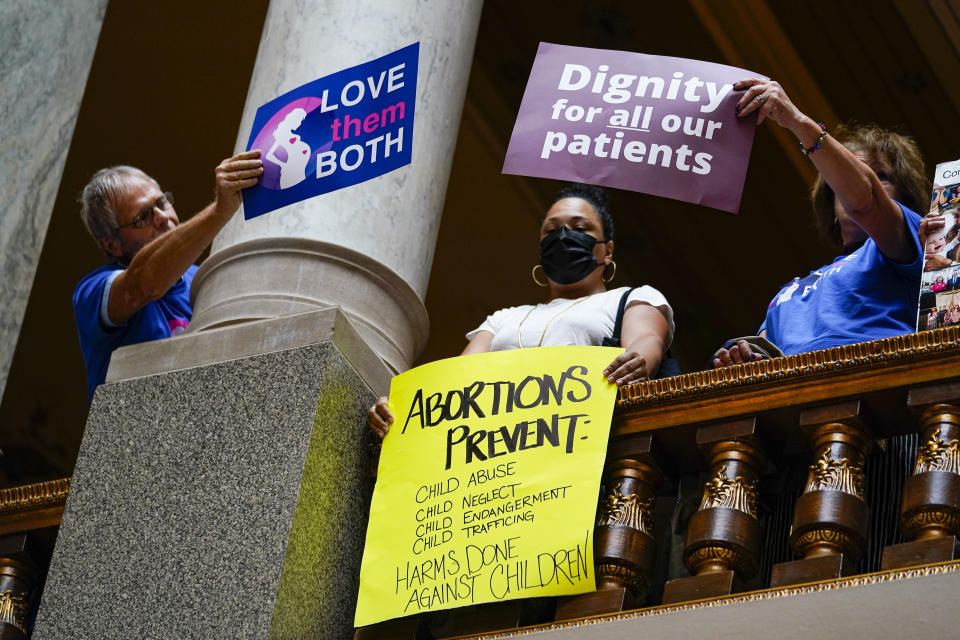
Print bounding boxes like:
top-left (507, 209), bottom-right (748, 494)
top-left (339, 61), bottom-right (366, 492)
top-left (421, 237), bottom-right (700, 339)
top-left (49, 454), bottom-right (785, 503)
top-left (539, 226), bottom-right (599, 285)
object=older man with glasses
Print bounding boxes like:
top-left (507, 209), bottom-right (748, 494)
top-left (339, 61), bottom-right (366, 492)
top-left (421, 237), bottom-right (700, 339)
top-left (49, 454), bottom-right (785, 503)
top-left (73, 150), bottom-right (263, 400)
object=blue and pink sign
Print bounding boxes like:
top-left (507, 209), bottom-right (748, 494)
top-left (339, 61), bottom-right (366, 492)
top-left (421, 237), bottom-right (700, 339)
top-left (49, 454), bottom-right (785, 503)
top-left (504, 43), bottom-right (763, 213)
top-left (242, 43), bottom-right (418, 219)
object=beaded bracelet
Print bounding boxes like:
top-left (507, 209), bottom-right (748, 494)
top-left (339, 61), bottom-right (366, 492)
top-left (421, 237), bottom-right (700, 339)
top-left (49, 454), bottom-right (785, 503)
top-left (801, 122), bottom-right (827, 156)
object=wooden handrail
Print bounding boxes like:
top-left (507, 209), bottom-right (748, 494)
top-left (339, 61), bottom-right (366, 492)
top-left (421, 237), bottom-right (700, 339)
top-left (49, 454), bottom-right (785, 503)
top-left (604, 329), bottom-right (960, 483)
top-left (0, 477), bottom-right (71, 537)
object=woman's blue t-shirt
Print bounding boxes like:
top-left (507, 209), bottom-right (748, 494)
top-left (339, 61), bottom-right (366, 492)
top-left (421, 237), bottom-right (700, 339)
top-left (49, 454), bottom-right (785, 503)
top-left (759, 204), bottom-right (923, 356)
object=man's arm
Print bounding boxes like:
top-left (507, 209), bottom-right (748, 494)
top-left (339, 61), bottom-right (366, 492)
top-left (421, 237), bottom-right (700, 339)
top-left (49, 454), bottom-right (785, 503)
top-left (107, 151), bottom-right (262, 324)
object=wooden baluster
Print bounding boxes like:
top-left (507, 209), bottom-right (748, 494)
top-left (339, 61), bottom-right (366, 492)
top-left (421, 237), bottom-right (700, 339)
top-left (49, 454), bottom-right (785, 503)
top-left (882, 381), bottom-right (960, 569)
top-left (662, 418), bottom-right (764, 603)
top-left (555, 433), bottom-right (663, 620)
top-left (0, 534), bottom-right (38, 640)
top-left (770, 400), bottom-right (872, 587)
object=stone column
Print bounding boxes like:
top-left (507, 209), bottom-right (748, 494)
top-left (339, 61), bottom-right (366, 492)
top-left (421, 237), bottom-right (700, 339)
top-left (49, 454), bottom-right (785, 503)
top-left (0, 0), bottom-right (107, 397)
top-left (188, 0), bottom-right (483, 373)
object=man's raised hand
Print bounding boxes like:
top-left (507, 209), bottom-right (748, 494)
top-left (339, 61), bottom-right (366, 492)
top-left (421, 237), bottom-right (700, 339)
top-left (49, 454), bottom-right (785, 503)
top-left (214, 150), bottom-right (263, 216)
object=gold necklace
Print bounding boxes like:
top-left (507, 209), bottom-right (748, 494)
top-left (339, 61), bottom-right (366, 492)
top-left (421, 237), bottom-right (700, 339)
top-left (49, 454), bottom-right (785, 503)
top-left (517, 294), bottom-right (594, 348)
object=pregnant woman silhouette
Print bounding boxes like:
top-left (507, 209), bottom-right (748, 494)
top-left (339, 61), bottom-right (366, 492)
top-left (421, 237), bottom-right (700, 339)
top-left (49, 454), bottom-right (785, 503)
top-left (266, 108), bottom-right (311, 189)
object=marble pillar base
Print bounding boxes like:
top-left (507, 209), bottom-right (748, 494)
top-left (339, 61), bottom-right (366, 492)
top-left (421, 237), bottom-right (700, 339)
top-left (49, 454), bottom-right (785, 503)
top-left (187, 238), bottom-right (429, 375)
top-left (33, 309), bottom-right (387, 640)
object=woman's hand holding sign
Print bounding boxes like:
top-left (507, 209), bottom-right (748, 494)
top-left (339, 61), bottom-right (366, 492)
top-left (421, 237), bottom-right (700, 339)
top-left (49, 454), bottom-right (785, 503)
top-left (604, 302), bottom-right (670, 385)
top-left (735, 79), bottom-right (831, 162)
top-left (733, 79), bottom-right (803, 128)
top-left (602, 351), bottom-right (647, 386)
top-left (368, 396), bottom-right (392, 439)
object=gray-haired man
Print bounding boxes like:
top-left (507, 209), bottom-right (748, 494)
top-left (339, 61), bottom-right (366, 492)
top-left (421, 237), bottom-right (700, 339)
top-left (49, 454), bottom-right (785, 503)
top-left (73, 150), bottom-right (262, 399)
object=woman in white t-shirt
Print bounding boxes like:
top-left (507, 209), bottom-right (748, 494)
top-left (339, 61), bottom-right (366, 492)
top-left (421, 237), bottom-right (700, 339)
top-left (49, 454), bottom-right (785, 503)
top-left (368, 184), bottom-right (674, 438)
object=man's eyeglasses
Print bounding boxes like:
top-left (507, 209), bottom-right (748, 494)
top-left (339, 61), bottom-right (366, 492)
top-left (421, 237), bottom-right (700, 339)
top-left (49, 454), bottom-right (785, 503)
top-left (118, 192), bottom-right (174, 230)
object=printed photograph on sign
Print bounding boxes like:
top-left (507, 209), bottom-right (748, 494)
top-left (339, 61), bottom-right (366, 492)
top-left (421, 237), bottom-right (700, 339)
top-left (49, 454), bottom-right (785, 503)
top-left (503, 42), bottom-right (764, 213)
top-left (918, 162), bottom-right (960, 331)
top-left (241, 42), bottom-right (418, 219)
top-left (354, 346), bottom-right (620, 628)
top-left (923, 197), bottom-right (960, 264)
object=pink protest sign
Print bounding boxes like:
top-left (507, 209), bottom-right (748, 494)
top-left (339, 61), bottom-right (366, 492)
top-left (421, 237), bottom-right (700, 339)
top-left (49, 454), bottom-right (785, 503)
top-left (503, 43), bottom-right (765, 213)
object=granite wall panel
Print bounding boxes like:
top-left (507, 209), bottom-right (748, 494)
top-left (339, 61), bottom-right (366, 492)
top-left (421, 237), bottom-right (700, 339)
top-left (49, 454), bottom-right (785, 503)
top-left (33, 341), bottom-right (375, 639)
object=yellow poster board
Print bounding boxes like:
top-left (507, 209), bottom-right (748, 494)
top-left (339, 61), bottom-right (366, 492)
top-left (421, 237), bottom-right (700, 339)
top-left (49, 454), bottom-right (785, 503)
top-left (355, 346), bottom-right (620, 627)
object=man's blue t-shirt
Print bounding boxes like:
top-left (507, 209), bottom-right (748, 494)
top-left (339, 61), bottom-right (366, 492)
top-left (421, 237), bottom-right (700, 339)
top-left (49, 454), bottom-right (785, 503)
top-left (760, 204), bottom-right (922, 355)
top-left (73, 263), bottom-right (198, 399)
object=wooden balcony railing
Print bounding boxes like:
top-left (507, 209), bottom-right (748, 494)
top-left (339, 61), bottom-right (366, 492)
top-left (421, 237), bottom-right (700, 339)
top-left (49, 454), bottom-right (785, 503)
top-left (7, 329), bottom-right (960, 639)
top-left (358, 327), bottom-right (960, 639)
top-left (0, 477), bottom-right (70, 640)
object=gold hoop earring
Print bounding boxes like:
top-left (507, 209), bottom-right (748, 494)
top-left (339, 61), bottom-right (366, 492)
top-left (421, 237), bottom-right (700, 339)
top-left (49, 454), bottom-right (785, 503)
top-left (532, 264), bottom-right (549, 287)
top-left (602, 260), bottom-right (617, 283)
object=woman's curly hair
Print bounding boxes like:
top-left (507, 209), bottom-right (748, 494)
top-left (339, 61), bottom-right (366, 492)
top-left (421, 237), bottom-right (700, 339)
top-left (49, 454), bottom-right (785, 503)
top-left (811, 124), bottom-right (930, 247)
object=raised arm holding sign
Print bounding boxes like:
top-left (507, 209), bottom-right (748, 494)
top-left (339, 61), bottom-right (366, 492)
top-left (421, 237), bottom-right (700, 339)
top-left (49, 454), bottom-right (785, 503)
top-left (713, 80), bottom-right (930, 366)
top-left (74, 151), bottom-right (263, 399)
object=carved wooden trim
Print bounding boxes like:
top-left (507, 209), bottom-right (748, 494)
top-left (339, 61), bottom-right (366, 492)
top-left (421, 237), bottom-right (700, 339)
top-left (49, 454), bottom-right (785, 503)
top-left (614, 329), bottom-right (960, 436)
top-left (680, 434), bottom-right (764, 581)
top-left (902, 509), bottom-right (960, 539)
top-left (915, 433), bottom-right (960, 474)
top-left (0, 478), bottom-right (71, 515)
top-left (620, 329), bottom-right (960, 407)
top-left (0, 478), bottom-right (71, 536)
top-left (685, 543), bottom-right (754, 577)
top-left (466, 561), bottom-right (960, 638)
top-left (596, 563), bottom-right (647, 593)
top-left (804, 450), bottom-right (865, 499)
top-left (901, 404), bottom-right (960, 541)
top-left (0, 589), bottom-right (27, 634)
top-left (699, 464), bottom-right (758, 517)
top-left (791, 529), bottom-right (855, 554)
top-left (592, 458), bottom-right (662, 599)
top-left (597, 481), bottom-right (654, 535)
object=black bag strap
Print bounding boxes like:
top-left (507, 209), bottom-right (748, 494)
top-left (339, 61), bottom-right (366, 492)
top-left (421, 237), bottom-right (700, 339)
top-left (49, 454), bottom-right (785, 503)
top-left (603, 287), bottom-right (681, 378)
top-left (609, 287), bottom-right (635, 347)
